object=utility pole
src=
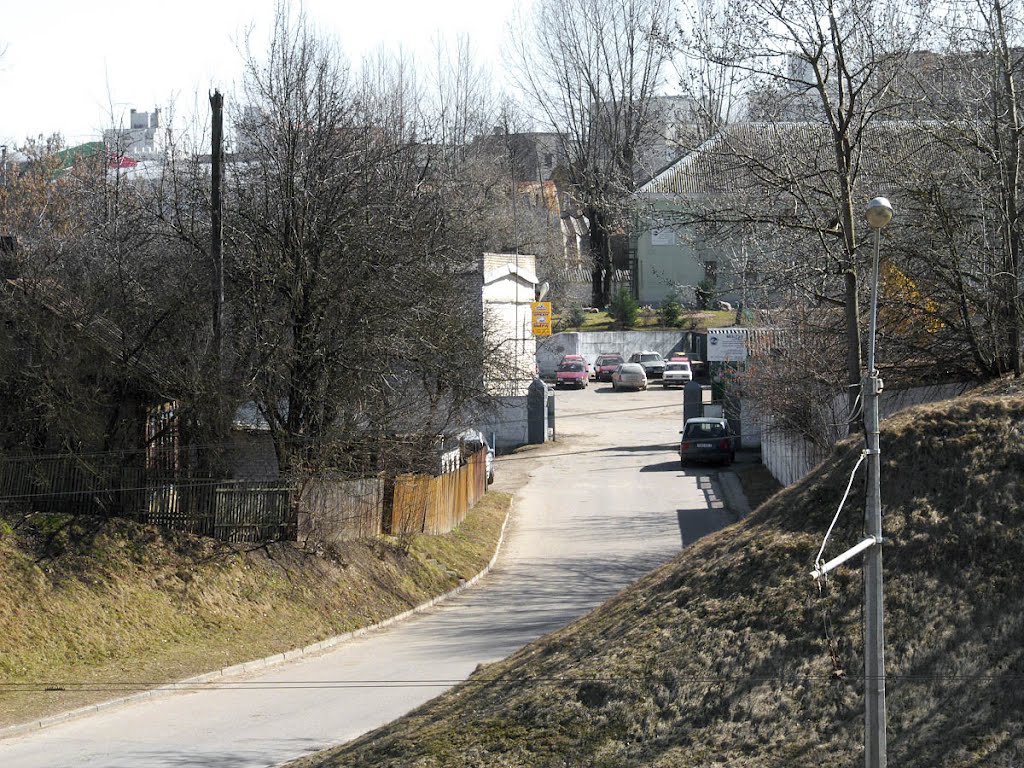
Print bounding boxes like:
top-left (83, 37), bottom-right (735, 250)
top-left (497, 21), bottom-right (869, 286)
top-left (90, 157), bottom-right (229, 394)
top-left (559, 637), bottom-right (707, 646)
top-left (210, 90), bottom-right (225, 371)
top-left (862, 197), bottom-right (892, 768)
top-left (811, 197), bottom-right (893, 768)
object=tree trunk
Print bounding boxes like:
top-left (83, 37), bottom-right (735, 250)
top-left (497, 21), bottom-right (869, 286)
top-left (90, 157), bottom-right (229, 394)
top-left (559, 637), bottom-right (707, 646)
top-left (588, 206), bottom-right (610, 307)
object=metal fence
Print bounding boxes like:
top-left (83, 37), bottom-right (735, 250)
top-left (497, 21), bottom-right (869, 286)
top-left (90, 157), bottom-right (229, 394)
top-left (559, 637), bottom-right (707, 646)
top-left (0, 454), bottom-right (294, 542)
top-left (757, 383), bottom-right (976, 487)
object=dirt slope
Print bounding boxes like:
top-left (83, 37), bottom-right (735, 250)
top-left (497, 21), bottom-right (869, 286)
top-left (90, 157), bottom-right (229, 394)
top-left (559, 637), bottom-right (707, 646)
top-left (291, 393), bottom-right (1024, 768)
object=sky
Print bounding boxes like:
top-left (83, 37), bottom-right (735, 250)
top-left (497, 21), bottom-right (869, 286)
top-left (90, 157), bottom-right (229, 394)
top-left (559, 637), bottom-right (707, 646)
top-left (0, 0), bottom-right (520, 149)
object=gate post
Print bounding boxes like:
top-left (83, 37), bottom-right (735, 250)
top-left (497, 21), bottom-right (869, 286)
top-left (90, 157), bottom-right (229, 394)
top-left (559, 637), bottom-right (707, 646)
top-left (527, 378), bottom-right (549, 444)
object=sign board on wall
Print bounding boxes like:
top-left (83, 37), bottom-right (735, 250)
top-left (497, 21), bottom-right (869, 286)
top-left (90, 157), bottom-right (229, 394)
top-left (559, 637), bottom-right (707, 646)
top-left (531, 301), bottom-right (552, 337)
top-left (707, 330), bottom-right (748, 361)
top-left (650, 227), bottom-right (676, 246)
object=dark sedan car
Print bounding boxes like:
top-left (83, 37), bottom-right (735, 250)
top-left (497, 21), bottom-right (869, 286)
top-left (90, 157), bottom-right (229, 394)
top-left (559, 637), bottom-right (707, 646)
top-left (629, 351), bottom-right (666, 378)
top-left (679, 417), bottom-right (736, 467)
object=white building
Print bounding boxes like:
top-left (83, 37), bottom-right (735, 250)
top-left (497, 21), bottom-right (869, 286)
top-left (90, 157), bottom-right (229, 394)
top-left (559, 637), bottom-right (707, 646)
top-left (480, 252), bottom-right (539, 398)
top-left (103, 107), bottom-right (162, 158)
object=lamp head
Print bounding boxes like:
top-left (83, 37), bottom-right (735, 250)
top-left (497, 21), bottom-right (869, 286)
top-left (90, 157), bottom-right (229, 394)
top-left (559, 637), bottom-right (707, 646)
top-left (865, 197), bottom-right (894, 230)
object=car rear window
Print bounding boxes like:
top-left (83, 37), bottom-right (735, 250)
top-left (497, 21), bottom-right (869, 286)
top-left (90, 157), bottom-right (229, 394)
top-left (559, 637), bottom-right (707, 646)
top-left (684, 422), bottom-right (726, 438)
top-left (558, 363), bottom-right (584, 372)
top-left (666, 362), bottom-right (690, 370)
top-left (640, 354), bottom-right (661, 362)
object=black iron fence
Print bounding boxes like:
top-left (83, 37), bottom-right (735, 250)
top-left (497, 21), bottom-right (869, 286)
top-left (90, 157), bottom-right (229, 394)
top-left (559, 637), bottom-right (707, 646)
top-left (0, 454), bottom-right (294, 543)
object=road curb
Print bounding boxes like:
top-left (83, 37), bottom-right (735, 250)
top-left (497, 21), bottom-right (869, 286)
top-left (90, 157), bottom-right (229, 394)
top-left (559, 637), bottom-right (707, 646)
top-left (718, 470), bottom-right (752, 518)
top-left (0, 499), bottom-right (515, 742)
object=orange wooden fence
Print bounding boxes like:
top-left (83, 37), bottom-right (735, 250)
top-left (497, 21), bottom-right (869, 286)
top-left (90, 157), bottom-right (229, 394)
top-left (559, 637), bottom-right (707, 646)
top-left (391, 448), bottom-right (487, 535)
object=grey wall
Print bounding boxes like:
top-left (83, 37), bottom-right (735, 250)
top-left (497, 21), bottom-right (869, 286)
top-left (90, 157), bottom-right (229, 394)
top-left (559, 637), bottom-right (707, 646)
top-left (474, 395), bottom-right (531, 453)
top-left (537, 330), bottom-right (698, 377)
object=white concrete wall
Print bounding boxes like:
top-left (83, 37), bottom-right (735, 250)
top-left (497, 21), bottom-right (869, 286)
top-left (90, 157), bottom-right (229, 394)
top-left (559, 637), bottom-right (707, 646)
top-left (759, 382), bottom-right (976, 487)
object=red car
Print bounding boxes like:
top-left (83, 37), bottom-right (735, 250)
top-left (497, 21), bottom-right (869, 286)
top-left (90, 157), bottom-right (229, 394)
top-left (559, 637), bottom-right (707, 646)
top-left (593, 353), bottom-right (625, 381)
top-left (555, 361), bottom-right (588, 388)
top-left (559, 354), bottom-right (590, 377)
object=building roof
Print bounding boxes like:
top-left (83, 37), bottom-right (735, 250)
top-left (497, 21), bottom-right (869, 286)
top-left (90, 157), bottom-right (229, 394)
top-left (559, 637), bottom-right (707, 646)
top-left (636, 120), bottom-right (937, 199)
top-left (483, 262), bottom-right (539, 287)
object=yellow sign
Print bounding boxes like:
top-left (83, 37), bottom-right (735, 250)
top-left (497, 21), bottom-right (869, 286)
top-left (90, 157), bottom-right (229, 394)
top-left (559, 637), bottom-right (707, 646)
top-left (531, 301), bottom-right (552, 337)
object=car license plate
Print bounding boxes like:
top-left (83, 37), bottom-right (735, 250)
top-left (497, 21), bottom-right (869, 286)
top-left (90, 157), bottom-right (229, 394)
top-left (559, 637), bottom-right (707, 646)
top-left (698, 442), bottom-right (713, 448)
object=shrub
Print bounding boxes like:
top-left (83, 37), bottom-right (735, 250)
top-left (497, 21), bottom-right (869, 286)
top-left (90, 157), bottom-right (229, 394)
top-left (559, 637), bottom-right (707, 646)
top-left (566, 304), bottom-right (587, 329)
top-left (659, 293), bottom-right (683, 327)
top-left (695, 278), bottom-right (715, 310)
top-left (610, 288), bottom-right (639, 328)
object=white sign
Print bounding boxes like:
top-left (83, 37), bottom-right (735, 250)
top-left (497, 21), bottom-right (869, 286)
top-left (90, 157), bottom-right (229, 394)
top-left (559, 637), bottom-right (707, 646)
top-left (707, 331), bottom-right (748, 362)
top-left (650, 227), bottom-right (676, 246)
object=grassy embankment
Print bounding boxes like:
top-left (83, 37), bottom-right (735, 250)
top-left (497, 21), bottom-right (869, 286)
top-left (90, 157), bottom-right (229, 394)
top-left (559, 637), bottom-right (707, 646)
top-left (0, 492), bottom-right (511, 728)
top-left (556, 309), bottom-right (738, 333)
top-left (292, 384), bottom-right (1024, 768)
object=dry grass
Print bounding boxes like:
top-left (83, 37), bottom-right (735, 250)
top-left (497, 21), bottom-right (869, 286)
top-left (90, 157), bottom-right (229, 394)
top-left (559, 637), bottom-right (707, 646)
top-left (290, 388), bottom-right (1024, 768)
top-left (0, 492), bottom-right (511, 728)
top-left (733, 460), bottom-right (783, 512)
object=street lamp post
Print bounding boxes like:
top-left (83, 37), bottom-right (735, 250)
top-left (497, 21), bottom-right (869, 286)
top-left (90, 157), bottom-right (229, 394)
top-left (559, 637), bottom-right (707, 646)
top-left (863, 196), bottom-right (893, 768)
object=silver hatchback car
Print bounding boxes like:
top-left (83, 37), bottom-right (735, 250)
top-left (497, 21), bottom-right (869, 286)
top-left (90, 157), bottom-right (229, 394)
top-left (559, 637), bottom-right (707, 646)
top-left (611, 362), bottom-right (648, 391)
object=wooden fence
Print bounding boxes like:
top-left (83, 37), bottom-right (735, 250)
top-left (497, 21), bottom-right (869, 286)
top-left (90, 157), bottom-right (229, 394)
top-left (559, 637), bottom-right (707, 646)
top-left (391, 448), bottom-right (487, 535)
top-left (296, 475), bottom-right (384, 547)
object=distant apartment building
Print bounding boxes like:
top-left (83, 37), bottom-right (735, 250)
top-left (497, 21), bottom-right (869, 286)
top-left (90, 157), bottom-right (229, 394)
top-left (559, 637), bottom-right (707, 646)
top-left (103, 107), bottom-right (162, 158)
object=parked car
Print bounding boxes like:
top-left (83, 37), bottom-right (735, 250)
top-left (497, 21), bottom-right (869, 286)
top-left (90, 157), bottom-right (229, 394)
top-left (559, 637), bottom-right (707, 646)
top-left (629, 350), bottom-right (666, 378)
top-left (459, 429), bottom-right (495, 484)
top-left (555, 361), bottom-right (588, 388)
top-left (611, 362), bottom-right (648, 391)
top-left (593, 353), bottom-right (625, 381)
top-left (559, 354), bottom-right (590, 378)
top-left (662, 360), bottom-right (693, 387)
top-left (671, 353), bottom-right (704, 378)
top-left (679, 417), bottom-right (736, 467)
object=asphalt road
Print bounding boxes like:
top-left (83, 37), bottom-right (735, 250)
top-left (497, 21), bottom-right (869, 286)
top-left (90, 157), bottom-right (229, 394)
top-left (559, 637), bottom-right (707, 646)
top-left (0, 380), bottom-right (741, 768)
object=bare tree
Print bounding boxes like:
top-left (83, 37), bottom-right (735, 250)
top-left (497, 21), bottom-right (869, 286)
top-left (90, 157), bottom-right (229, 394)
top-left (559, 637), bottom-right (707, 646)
top-left (227, 5), bottom-right (515, 474)
top-left (887, 0), bottom-right (1024, 377)
top-left (674, 0), bottom-right (934, 432)
top-left (509, 0), bottom-right (674, 306)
